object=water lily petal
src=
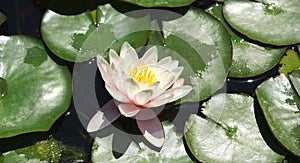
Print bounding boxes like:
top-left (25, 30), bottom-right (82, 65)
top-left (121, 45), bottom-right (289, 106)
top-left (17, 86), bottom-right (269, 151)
top-left (109, 49), bottom-right (120, 66)
top-left (118, 103), bottom-right (141, 117)
top-left (87, 100), bottom-right (121, 132)
top-left (126, 78), bottom-right (140, 99)
top-left (172, 66), bottom-right (184, 79)
top-left (147, 91), bottom-right (174, 108)
top-left (133, 89), bottom-right (153, 106)
top-left (172, 78), bottom-right (184, 88)
top-left (168, 85), bottom-right (193, 103)
top-left (111, 68), bottom-right (127, 94)
top-left (136, 110), bottom-right (164, 148)
top-left (158, 70), bottom-right (176, 91)
top-left (120, 42), bottom-right (138, 63)
top-left (97, 55), bottom-right (112, 84)
top-left (157, 56), bottom-right (172, 67)
top-left (105, 84), bottom-right (129, 103)
top-left (141, 46), bottom-right (158, 65)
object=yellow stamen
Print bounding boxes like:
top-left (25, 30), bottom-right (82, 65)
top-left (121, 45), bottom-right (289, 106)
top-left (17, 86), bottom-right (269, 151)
top-left (130, 66), bottom-right (157, 84)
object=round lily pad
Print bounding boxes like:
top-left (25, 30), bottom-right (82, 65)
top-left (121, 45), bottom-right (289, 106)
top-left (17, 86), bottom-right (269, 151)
top-left (0, 35), bottom-right (72, 138)
top-left (162, 7), bottom-right (232, 101)
top-left (207, 3), bottom-right (286, 78)
top-left (92, 121), bottom-right (192, 162)
top-left (223, 0), bottom-right (300, 45)
top-left (184, 94), bottom-right (284, 162)
top-left (256, 74), bottom-right (300, 157)
top-left (121, 0), bottom-right (195, 7)
top-left (41, 4), bottom-right (150, 62)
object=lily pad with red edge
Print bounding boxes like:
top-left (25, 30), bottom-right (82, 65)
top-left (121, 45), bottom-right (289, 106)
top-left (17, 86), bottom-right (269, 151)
top-left (256, 74), bottom-right (300, 157)
top-left (207, 3), bottom-right (286, 78)
top-left (92, 121), bottom-right (192, 162)
top-left (184, 94), bottom-right (285, 162)
top-left (41, 3), bottom-right (150, 62)
top-left (0, 35), bottom-right (72, 138)
top-left (121, 0), bottom-right (196, 8)
top-left (161, 7), bottom-right (232, 101)
top-left (223, 0), bottom-right (300, 46)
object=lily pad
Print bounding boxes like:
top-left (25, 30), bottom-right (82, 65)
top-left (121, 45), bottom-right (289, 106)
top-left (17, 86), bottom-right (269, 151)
top-left (161, 7), bottom-right (232, 101)
top-left (0, 35), bottom-right (72, 138)
top-left (207, 3), bottom-right (286, 78)
top-left (41, 4), bottom-right (150, 62)
top-left (0, 138), bottom-right (60, 163)
top-left (184, 94), bottom-right (284, 162)
top-left (223, 0), bottom-right (300, 45)
top-left (0, 11), bottom-right (6, 26)
top-left (92, 121), bottom-right (192, 162)
top-left (279, 49), bottom-right (300, 75)
top-left (256, 74), bottom-right (300, 157)
top-left (121, 0), bottom-right (195, 7)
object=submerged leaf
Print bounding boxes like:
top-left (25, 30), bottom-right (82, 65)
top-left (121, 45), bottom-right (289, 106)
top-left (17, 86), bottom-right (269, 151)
top-left (279, 49), bottom-right (300, 75)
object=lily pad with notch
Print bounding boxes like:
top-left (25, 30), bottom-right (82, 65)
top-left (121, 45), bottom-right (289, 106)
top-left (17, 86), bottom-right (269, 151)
top-left (184, 94), bottom-right (285, 162)
top-left (160, 7), bottom-right (232, 101)
top-left (41, 3), bottom-right (150, 62)
top-left (0, 35), bottom-right (72, 138)
top-left (207, 3), bottom-right (286, 78)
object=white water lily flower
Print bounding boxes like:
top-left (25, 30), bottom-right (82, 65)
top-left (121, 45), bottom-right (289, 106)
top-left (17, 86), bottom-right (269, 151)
top-left (88, 42), bottom-right (192, 148)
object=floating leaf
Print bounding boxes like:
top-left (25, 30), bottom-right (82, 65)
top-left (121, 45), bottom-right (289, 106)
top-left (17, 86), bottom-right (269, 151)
top-left (279, 49), bottom-right (300, 75)
top-left (0, 35), bottom-right (72, 138)
top-left (207, 3), bottom-right (286, 78)
top-left (256, 74), bottom-right (300, 157)
top-left (92, 122), bottom-right (192, 162)
top-left (223, 0), bottom-right (300, 45)
top-left (41, 4), bottom-right (150, 62)
top-left (184, 94), bottom-right (284, 162)
top-left (160, 7), bottom-right (232, 101)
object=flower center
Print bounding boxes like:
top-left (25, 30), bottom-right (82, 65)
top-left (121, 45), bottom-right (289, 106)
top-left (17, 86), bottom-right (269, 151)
top-left (130, 66), bottom-right (157, 85)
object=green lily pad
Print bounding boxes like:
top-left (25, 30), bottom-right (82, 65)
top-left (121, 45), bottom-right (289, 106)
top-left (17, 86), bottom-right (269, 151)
top-left (184, 94), bottom-right (284, 162)
top-left (279, 49), bottom-right (300, 75)
top-left (41, 4), bottom-right (150, 62)
top-left (0, 138), bottom-right (60, 163)
top-left (121, 0), bottom-right (195, 7)
top-left (0, 35), bottom-right (72, 138)
top-left (256, 74), bottom-right (300, 157)
top-left (92, 121), bottom-right (192, 162)
top-left (0, 11), bottom-right (6, 26)
top-left (223, 0), bottom-right (300, 45)
top-left (290, 69), bottom-right (300, 96)
top-left (161, 7), bottom-right (232, 101)
top-left (207, 3), bottom-right (286, 78)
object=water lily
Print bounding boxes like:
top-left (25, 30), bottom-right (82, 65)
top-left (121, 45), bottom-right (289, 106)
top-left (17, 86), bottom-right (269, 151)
top-left (87, 42), bottom-right (192, 148)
